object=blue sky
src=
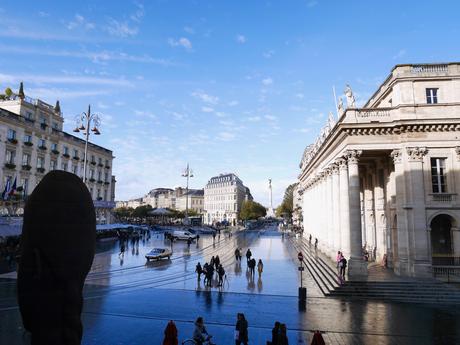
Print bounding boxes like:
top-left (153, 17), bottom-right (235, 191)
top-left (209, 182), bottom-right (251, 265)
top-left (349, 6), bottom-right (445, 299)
top-left (0, 1), bottom-right (459, 206)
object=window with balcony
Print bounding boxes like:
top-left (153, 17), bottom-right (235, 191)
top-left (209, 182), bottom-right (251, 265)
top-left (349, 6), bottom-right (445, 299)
top-left (61, 162), bottom-right (68, 171)
top-left (73, 149), bottom-right (79, 158)
top-left (90, 169), bottom-right (95, 179)
top-left (22, 153), bottom-right (30, 166)
top-left (23, 134), bottom-right (33, 145)
top-left (21, 178), bottom-right (29, 196)
top-left (5, 150), bottom-right (15, 165)
top-left (104, 172), bottom-right (109, 182)
top-left (64, 146), bottom-right (69, 155)
top-left (51, 143), bottom-right (58, 151)
top-left (72, 165), bottom-right (78, 174)
top-left (426, 88), bottom-right (438, 104)
top-left (50, 160), bottom-right (57, 170)
top-left (431, 158), bottom-right (447, 193)
top-left (104, 189), bottom-right (108, 201)
top-left (38, 139), bottom-right (46, 149)
top-left (25, 112), bottom-right (34, 122)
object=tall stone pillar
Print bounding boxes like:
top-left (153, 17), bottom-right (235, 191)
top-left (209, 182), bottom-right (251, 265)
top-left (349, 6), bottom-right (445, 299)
top-left (326, 168), bottom-right (333, 256)
top-left (347, 150), bottom-right (368, 276)
top-left (391, 149), bottom-right (409, 275)
top-left (406, 147), bottom-right (431, 277)
top-left (337, 158), bottom-right (351, 259)
top-left (331, 164), bottom-right (340, 255)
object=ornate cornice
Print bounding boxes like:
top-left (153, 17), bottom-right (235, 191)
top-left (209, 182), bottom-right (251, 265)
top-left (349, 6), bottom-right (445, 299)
top-left (330, 163), bottom-right (339, 174)
top-left (343, 123), bottom-right (460, 136)
top-left (336, 157), bottom-right (348, 170)
top-left (406, 147), bottom-right (428, 161)
top-left (455, 147), bottom-right (460, 161)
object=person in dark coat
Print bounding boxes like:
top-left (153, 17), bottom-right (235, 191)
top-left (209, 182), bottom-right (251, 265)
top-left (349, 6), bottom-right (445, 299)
top-left (162, 320), bottom-right (178, 345)
top-left (17, 171), bottom-right (96, 345)
top-left (278, 324), bottom-right (289, 345)
top-left (246, 249), bottom-right (252, 263)
top-left (235, 313), bottom-right (248, 345)
top-left (214, 255), bottom-right (220, 269)
top-left (271, 321), bottom-right (280, 345)
top-left (195, 262), bottom-right (203, 281)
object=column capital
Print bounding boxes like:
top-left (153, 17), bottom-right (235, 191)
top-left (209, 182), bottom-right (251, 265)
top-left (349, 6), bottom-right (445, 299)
top-left (336, 157), bottom-right (348, 170)
top-left (346, 149), bottom-right (362, 164)
top-left (455, 147), bottom-right (460, 161)
top-left (330, 163), bottom-right (339, 174)
top-left (406, 146), bottom-right (428, 162)
top-left (390, 149), bottom-right (402, 164)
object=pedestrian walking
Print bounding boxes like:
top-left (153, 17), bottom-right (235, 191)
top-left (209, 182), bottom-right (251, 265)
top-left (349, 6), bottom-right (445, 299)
top-left (249, 258), bottom-right (256, 276)
top-left (162, 320), bottom-right (178, 345)
top-left (213, 232), bottom-right (216, 242)
top-left (246, 248), bottom-right (252, 263)
top-left (314, 238), bottom-right (318, 249)
top-left (234, 248), bottom-right (241, 261)
top-left (187, 237), bottom-right (192, 248)
top-left (309, 234), bottom-right (312, 244)
top-left (217, 264), bottom-right (225, 286)
top-left (195, 262), bottom-right (203, 281)
top-left (235, 313), bottom-right (248, 345)
top-left (214, 255), bottom-right (220, 269)
top-left (339, 256), bottom-right (347, 279)
top-left (310, 331), bottom-right (325, 345)
top-left (257, 259), bottom-right (264, 277)
top-left (119, 242), bottom-right (125, 257)
top-left (336, 251), bottom-right (343, 274)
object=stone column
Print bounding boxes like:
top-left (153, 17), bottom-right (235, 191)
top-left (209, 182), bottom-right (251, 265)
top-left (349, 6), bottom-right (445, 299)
top-left (374, 161), bottom-right (387, 262)
top-left (337, 158), bottom-right (351, 259)
top-left (331, 164), bottom-right (340, 255)
top-left (391, 149), bottom-right (409, 275)
top-left (326, 168), bottom-right (333, 256)
top-left (406, 147), bottom-right (431, 277)
top-left (347, 150), bottom-right (368, 276)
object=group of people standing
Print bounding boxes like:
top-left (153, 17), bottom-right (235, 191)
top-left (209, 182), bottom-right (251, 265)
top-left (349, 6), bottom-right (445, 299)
top-left (234, 247), bottom-right (264, 277)
top-left (195, 255), bottom-right (226, 287)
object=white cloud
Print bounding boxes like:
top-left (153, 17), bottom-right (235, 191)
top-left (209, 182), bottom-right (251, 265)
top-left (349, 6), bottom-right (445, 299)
top-left (236, 34), bottom-right (246, 43)
top-left (392, 49), bottom-right (406, 60)
top-left (38, 11), bottom-right (50, 17)
top-left (217, 131), bottom-right (235, 141)
top-left (247, 116), bottom-right (261, 122)
top-left (97, 101), bottom-right (109, 109)
top-left (191, 90), bottom-right (219, 104)
top-left (295, 93), bottom-right (304, 99)
top-left (130, 2), bottom-right (145, 23)
top-left (105, 18), bottom-right (138, 37)
top-left (201, 106), bottom-right (214, 113)
top-left (66, 14), bottom-right (95, 31)
top-left (26, 87), bottom-right (109, 100)
top-left (168, 37), bottom-right (192, 50)
top-left (306, 1), bottom-right (318, 8)
top-left (263, 50), bottom-right (275, 58)
top-left (293, 128), bottom-right (310, 133)
top-left (0, 73), bottom-right (133, 87)
top-left (228, 100), bottom-right (239, 106)
top-left (184, 26), bottom-right (195, 34)
top-left (262, 77), bottom-right (273, 86)
top-left (264, 114), bottom-right (277, 121)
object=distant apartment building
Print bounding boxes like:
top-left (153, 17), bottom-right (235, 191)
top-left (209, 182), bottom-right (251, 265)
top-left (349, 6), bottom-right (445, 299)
top-left (175, 189), bottom-right (204, 214)
top-left (0, 84), bottom-right (116, 223)
top-left (204, 173), bottom-right (253, 226)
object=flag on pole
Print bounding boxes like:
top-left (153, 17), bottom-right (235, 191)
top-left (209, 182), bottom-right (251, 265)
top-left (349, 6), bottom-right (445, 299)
top-left (2, 179), bottom-right (11, 200)
top-left (8, 177), bottom-right (17, 198)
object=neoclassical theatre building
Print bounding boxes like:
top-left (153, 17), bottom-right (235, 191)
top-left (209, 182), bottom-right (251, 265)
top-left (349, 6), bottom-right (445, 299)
top-left (298, 63), bottom-right (460, 278)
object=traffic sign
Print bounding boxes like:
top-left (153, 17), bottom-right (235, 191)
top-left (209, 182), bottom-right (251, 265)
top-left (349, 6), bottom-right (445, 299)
top-left (298, 266), bottom-right (305, 271)
top-left (298, 252), bottom-right (304, 261)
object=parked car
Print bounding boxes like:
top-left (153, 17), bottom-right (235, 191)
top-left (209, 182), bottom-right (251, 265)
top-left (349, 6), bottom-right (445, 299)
top-left (172, 230), bottom-right (197, 241)
top-left (145, 248), bottom-right (172, 261)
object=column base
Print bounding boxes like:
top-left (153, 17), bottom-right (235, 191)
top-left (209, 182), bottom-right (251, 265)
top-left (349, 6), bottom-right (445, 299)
top-left (412, 261), bottom-right (432, 278)
top-left (394, 258), bottom-right (409, 276)
top-left (348, 257), bottom-right (368, 277)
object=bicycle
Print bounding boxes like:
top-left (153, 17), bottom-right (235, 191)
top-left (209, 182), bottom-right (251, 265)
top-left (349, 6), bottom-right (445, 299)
top-left (181, 336), bottom-right (216, 345)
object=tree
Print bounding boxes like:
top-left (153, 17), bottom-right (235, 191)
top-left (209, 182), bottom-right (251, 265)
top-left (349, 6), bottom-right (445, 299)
top-left (275, 183), bottom-right (297, 220)
top-left (132, 205), bottom-right (153, 218)
top-left (114, 207), bottom-right (134, 220)
top-left (240, 200), bottom-right (267, 220)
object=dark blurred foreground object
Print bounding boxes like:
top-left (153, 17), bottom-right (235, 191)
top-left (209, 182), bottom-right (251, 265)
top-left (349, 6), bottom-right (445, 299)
top-left (163, 320), bottom-right (178, 345)
top-left (311, 331), bottom-right (325, 345)
top-left (17, 171), bottom-right (96, 345)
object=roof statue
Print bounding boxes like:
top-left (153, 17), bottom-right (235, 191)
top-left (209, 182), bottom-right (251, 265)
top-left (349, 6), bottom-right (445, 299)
top-left (344, 84), bottom-right (356, 108)
top-left (337, 97), bottom-right (344, 116)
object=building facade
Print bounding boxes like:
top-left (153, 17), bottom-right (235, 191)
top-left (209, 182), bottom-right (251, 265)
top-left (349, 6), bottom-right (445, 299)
top-left (298, 63), bottom-right (460, 278)
top-left (0, 87), bottom-right (116, 223)
top-left (204, 173), bottom-right (252, 226)
top-left (175, 189), bottom-right (204, 214)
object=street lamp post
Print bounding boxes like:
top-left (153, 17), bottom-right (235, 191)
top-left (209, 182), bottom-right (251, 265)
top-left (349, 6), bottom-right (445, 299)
top-left (73, 105), bottom-right (101, 183)
top-left (181, 163), bottom-right (194, 222)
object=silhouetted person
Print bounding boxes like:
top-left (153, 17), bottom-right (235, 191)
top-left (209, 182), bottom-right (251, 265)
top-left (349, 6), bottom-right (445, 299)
top-left (235, 313), bottom-right (248, 345)
top-left (17, 171), bottom-right (96, 345)
top-left (246, 248), bottom-right (252, 263)
top-left (195, 262), bottom-right (203, 281)
top-left (314, 238), bottom-right (318, 249)
top-left (271, 321), bottom-right (280, 345)
top-left (278, 324), bottom-right (289, 345)
top-left (162, 320), bottom-right (178, 345)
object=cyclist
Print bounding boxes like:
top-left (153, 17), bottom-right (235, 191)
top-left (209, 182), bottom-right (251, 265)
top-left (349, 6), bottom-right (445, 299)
top-left (193, 317), bottom-right (213, 345)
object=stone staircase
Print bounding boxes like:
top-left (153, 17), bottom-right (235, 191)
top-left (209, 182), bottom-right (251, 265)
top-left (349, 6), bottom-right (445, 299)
top-left (290, 236), bottom-right (460, 305)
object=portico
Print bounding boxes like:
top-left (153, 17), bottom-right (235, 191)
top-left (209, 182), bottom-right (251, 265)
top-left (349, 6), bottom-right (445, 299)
top-left (298, 63), bottom-right (460, 278)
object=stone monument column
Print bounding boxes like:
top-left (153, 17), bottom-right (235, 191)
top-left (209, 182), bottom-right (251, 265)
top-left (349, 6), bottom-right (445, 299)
top-left (347, 150), bottom-right (368, 276)
top-left (337, 158), bottom-right (351, 259)
top-left (331, 164), bottom-right (341, 254)
top-left (406, 147), bottom-right (431, 277)
top-left (391, 149), bottom-right (409, 275)
top-left (326, 168), bottom-right (333, 255)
